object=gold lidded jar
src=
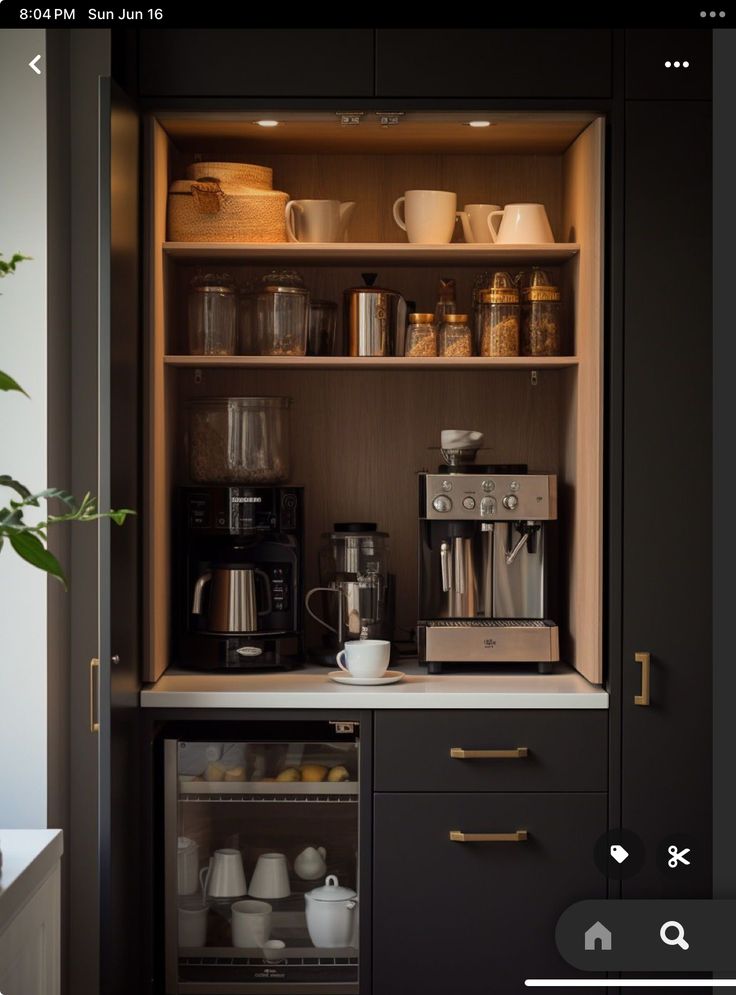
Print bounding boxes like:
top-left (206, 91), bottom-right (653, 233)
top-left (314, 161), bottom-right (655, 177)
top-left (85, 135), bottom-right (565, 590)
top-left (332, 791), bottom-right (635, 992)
top-left (405, 313), bottom-right (438, 358)
top-left (479, 271), bottom-right (520, 357)
top-left (521, 268), bottom-right (562, 356)
top-left (439, 313), bottom-right (473, 358)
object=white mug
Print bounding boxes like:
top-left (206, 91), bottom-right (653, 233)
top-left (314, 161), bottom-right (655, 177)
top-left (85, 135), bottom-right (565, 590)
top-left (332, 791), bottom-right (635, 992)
top-left (231, 899), bottom-right (272, 948)
top-left (487, 203), bottom-right (555, 244)
top-left (393, 190), bottom-right (459, 244)
top-left (199, 848), bottom-right (247, 900)
top-left (285, 199), bottom-right (355, 243)
top-left (458, 203), bottom-right (501, 243)
top-left (336, 639), bottom-right (390, 678)
top-left (178, 905), bottom-right (208, 947)
top-left (177, 837), bottom-right (200, 896)
top-left (249, 853), bottom-right (291, 900)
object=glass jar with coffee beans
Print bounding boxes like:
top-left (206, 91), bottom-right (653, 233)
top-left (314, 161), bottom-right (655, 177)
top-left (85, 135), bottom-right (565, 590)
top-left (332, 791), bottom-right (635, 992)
top-left (439, 313), bottom-right (473, 357)
top-left (405, 313), bottom-right (438, 357)
top-left (521, 268), bottom-right (562, 356)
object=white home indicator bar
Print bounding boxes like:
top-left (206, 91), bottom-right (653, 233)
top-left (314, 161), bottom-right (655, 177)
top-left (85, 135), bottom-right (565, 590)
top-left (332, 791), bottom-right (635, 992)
top-left (526, 982), bottom-right (736, 988)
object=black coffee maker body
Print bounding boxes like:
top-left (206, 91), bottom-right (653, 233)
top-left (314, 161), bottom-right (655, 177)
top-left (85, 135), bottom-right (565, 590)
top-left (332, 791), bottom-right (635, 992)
top-left (175, 485), bottom-right (304, 670)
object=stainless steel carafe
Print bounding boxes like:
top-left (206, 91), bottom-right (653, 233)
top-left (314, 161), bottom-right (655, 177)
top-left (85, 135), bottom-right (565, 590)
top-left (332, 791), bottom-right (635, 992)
top-left (192, 566), bottom-right (273, 633)
top-left (344, 273), bottom-right (407, 356)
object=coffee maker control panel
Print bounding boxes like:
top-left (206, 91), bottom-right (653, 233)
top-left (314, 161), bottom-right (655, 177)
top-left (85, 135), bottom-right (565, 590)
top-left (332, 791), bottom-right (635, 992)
top-left (421, 474), bottom-right (557, 521)
top-left (185, 486), bottom-right (302, 534)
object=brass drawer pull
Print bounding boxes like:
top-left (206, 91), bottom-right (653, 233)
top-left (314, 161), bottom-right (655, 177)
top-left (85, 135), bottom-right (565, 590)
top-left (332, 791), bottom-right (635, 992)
top-left (89, 657), bottom-right (100, 733)
top-left (450, 747), bottom-right (529, 759)
top-left (450, 829), bottom-right (528, 843)
top-left (634, 651), bottom-right (651, 706)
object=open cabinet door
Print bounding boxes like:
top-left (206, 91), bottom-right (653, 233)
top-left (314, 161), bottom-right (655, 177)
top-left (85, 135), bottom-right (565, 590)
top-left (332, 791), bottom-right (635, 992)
top-left (97, 77), bottom-right (143, 994)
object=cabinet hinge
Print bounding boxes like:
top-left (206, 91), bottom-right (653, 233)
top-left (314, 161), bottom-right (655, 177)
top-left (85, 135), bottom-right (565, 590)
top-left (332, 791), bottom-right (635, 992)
top-left (336, 112), bottom-right (365, 127)
top-left (375, 111), bottom-right (405, 127)
top-left (330, 721), bottom-right (357, 735)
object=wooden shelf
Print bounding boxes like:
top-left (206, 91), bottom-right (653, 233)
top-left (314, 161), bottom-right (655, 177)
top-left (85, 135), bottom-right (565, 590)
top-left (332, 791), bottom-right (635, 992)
top-left (164, 355), bottom-right (579, 371)
top-left (163, 241), bottom-right (580, 265)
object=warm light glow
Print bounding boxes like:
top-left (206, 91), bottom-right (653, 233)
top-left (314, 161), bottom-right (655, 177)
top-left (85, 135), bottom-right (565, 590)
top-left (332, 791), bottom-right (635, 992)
top-left (466, 120), bottom-right (493, 128)
top-left (255, 120), bottom-right (280, 128)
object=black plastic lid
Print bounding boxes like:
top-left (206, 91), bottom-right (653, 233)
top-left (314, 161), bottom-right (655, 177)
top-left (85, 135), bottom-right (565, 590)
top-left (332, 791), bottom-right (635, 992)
top-left (334, 522), bottom-right (377, 532)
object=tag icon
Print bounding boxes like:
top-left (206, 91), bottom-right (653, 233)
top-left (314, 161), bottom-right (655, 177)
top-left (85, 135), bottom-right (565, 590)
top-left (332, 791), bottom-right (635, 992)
top-left (610, 844), bottom-right (630, 864)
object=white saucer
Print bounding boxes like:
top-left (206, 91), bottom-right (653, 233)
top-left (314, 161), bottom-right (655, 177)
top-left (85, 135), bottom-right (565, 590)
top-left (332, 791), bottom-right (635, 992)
top-left (328, 670), bottom-right (405, 686)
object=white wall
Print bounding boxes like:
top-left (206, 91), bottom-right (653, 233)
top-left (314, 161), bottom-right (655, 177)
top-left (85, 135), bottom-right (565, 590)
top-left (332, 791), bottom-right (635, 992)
top-left (0, 30), bottom-right (48, 827)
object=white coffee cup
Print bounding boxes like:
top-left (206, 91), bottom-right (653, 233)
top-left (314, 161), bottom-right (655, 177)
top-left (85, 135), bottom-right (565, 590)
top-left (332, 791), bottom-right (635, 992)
top-left (458, 203), bottom-right (502, 243)
top-left (393, 190), bottom-right (459, 244)
top-left (336, 639), bottom-right (390, 678)
top-left (177, 836), bottom-right (200, 896)
top-left (487, 203), bottom-right (555, 244)
top-left (199, 848), bottom-right (247, 900)
top-left (285, 199), bottom-right (355, 243)
top-left (231, 899), bottom-right (272, 948)
top-left (178, 905), bottom-right (208, 947)
top-left (249, 853), bottom-right (291, 900)
top-left (262, 939), bottom-right (286, 963)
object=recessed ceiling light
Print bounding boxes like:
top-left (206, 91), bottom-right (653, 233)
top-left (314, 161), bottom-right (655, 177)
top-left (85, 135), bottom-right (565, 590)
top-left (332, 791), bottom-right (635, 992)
top-left (255, 120), bottom-right (280, 128)
top-left (466, 120), bottom-right (493, 128)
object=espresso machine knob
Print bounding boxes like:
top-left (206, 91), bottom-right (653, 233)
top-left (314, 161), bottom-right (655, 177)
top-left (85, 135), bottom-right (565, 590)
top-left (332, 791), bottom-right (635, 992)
top-left (432, 495), bottom-right (453, 513)
top-left (503, 493), bottom-right (519, 511)
top-left (462, 496), bottom-right (476, 510)
top-left (480, 496), bottom-right (496, 517)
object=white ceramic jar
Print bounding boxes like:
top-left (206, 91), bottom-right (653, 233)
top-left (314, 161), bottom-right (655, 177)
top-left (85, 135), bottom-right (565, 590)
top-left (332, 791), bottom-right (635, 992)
top-left (304, 875), bottom-right (358, 948)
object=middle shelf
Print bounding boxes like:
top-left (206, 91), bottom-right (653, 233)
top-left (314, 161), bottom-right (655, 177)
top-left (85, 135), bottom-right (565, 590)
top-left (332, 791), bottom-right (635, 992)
top-left (165, 355), bottom-right (579, 370)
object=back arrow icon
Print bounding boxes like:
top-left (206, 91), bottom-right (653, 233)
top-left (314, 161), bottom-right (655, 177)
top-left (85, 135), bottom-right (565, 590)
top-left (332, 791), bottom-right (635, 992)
top-left (29, 55), bottom-right (42, 75)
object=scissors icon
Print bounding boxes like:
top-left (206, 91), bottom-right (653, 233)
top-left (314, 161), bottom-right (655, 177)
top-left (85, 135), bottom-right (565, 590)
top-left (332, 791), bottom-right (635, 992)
top-left (668, 845), bottom-right (691, 868)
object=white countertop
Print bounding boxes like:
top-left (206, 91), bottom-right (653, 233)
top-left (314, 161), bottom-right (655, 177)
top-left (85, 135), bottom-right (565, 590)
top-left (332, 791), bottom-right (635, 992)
top-left (0, 829), bottom-right (63, 930)
top-left (141, 661), bottom-right (608, 709)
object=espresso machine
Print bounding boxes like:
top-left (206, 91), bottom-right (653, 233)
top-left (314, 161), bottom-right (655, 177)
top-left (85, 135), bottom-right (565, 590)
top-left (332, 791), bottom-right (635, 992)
top-left (175, 485), bottom-right (304, 670)
top-left (305, 523), bottom-right (394, 666)
top-left (417, 432), bottom-right (559, 673)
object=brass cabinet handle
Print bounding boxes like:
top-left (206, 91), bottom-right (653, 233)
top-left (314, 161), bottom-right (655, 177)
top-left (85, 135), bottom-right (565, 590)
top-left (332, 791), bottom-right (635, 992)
top-left (450, 747), bottom-right (529, 759)
top-left (89, 658), bottom-right (100, 733)
top-left (634, 651), bottom-right (651, 706)
top-left (450, 829), bottom-right (528, 843)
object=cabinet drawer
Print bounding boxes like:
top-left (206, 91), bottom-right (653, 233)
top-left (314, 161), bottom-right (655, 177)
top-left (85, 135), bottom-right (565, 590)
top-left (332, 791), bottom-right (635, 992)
top-left (374, 710), bottom-right (607, 792)
top-left (373, 792), bottom-right (606, 994)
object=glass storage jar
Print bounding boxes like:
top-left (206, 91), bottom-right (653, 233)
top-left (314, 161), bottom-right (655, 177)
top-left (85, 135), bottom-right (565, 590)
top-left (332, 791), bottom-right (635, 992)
top-left (188, 396), bottom-right (291, 484)
top-left (253, 269), bottom-right (310, 356)
top-left (521, 268), bottom-right (562, 356)
top-left (307, 300), bottom-right (338, 356)
top-left (405, 313), bottom-right (437, 357)
top-left (438, 313), bottom-right (473, 357)
top-left (187, 273), bottom-right (237, 356)
top-left (480, 271), bottom-right (520, 356)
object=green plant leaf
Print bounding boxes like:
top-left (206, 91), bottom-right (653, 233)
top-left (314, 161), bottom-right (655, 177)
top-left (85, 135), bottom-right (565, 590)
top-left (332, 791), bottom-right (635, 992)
top-left (8, 531), bottom-right (66, 587)
top-left (0, 370), bottom-right (29, 396)
top-left (0, 252), bottom-right (32, 278)
top-left (0, 475), bottom-right (31, 499)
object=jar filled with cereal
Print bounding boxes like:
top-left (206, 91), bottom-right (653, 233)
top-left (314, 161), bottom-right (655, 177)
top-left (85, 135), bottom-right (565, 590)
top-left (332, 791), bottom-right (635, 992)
top-left (405, 313), bottom-right (438, 357)
top-left (438, 313), bottom-right (473, 358)
top-left (479, 271), bottom-right (520, 357)
top-left (521, 268), bottom-right (562, 356)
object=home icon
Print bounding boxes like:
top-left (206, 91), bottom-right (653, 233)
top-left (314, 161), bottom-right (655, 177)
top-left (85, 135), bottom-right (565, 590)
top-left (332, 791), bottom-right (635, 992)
top-left (584, 921), bottom-right (612, 951)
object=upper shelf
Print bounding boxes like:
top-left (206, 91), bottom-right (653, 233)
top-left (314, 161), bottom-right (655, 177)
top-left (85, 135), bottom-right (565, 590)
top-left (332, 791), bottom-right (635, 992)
top-left (163, 242), bottom-right (580, 265)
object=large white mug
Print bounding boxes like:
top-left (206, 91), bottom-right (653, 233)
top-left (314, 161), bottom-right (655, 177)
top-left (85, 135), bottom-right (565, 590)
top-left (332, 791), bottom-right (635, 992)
top-left (231, 899), bottom-right (272, 948)
top-left (249, 853), bottom-right (291, 900)
top-left (178, 905), bottom-right (208, 947)
top-left (285, 199), bottom-right (355, 243)
top-left (199, 848), bottom-right (247, 900)
top-left (177, 837), bottom-right (200, 896)
top-left (393, 190), bottom-right (459, 244)
top-left (458, 203), bottom-right (501, 243)
top-left (487, 203), bottom-right (555, 244)
top-left (336, 639), bottom-right (390, 678)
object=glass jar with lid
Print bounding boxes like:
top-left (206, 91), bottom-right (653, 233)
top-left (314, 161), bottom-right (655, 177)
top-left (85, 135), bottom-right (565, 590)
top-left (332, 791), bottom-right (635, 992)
top-left (439, 314), bottom-right (473, 357)
top-left (187, 273), bottom-right (237, 356)
top-left (405, 313), bottom-right (438, 357)
top-left (480, 271), bottom-right (520, 357)
top-left (253, 269), bottom-right (310, 356)
top-left (521, 268), bottom-right (562, 356)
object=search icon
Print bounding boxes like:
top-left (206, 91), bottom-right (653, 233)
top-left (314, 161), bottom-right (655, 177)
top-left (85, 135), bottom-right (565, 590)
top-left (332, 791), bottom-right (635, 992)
top-left (660, 920), bottom-right (689, 950)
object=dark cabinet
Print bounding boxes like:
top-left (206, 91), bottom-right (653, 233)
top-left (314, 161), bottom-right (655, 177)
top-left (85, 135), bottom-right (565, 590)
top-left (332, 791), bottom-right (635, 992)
top-left (625, 29), bottom-right (712, 99)
top-left (138, 29), bottom-right (374, 97)
top-left (373, 792), bottom-right (607, 993)
top-left (375, 29), bottom-right (612, 98)
top-left (622, 100), bottom-right (712, 897)
top-left (375, 710), bottom-right (607, 792)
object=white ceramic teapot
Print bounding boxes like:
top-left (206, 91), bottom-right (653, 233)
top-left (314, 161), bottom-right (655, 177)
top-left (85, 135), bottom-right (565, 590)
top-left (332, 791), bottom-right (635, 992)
top-left (304, 875), bottom-right (358, 948)
top-left (294, 845), bottom-right (327, 881)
